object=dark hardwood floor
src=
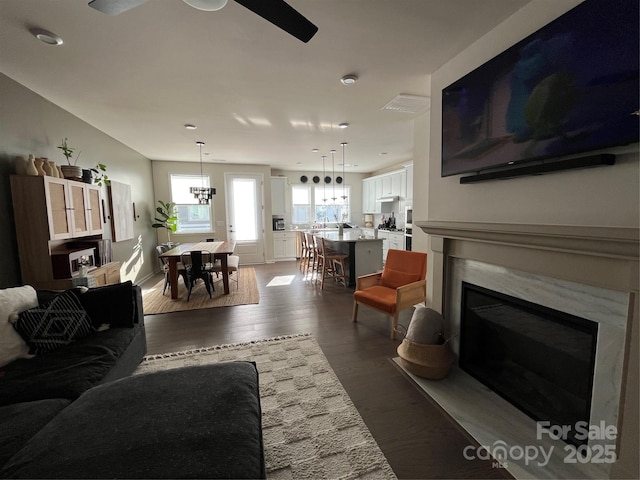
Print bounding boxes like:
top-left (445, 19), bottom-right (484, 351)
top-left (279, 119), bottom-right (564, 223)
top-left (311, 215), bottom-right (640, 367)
top-left (141, 261), bottom-right (512, 480)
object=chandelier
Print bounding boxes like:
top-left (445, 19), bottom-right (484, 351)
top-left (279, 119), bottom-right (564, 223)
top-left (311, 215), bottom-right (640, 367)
top-left (190, 141), bottom-right (216, 204)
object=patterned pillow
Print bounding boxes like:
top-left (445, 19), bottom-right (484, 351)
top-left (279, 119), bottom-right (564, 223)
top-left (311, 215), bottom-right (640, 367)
top-left (11, 290), bottom-right (95, 355)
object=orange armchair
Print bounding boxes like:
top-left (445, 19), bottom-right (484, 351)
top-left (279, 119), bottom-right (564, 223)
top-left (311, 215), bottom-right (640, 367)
top-left (352, 249), bottom-right (427, 339)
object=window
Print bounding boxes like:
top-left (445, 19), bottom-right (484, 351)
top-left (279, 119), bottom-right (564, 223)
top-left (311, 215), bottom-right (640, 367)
top-left (291, 184), bottom-right (350, 225)
top-left (291, 185), bottom-right (311, 224)
top-left (169, 174), bottom-right (213, 233)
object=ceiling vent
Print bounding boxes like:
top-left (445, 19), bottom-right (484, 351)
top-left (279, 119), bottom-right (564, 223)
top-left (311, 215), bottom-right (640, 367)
top-left (381, 94), bottom-right (430, 114)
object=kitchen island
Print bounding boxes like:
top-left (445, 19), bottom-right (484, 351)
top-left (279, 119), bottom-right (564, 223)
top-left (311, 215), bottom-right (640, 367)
top-left (311, 230), bottom-right (383, 287)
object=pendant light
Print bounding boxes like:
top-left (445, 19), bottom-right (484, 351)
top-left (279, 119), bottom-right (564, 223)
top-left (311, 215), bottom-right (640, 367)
top-left (321, 155), bottom-right (328, 203)
top-left (190, 141), bottom-right (216, 204)
top-left (330, 149), bottom-right (337, 203)
top-left (340, 142), bottom-right (348, 202)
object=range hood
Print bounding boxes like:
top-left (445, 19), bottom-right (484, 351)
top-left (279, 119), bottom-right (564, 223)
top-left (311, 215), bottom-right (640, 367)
top-left (376, 195), bottom-right (399, 202)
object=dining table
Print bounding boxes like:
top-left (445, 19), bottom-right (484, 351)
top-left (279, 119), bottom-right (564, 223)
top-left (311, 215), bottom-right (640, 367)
top-left (159, 240), bottom-right (237, 299)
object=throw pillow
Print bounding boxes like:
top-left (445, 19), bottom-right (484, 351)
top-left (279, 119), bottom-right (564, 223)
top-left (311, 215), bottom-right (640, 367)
top-left (406, 305), bottom-right (445, 345)
top-left (0, 286), bottom-right (38, 367)
top-left (380, 268), bottom-right (421, 290)
top-left (74, 281), bottom-right (135, 329)
top-left (12, 290), bottom-right (94, 355)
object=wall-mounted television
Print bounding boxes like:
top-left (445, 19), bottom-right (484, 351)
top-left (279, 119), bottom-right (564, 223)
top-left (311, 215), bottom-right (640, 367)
top-left (441, 0), bottom-right (639, 178)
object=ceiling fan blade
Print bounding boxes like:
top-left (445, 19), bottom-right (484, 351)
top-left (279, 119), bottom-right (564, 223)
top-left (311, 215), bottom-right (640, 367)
top-left (233, 0), bottom-right (318, 43)
top-left (88, 0), bottom-right (150, 15)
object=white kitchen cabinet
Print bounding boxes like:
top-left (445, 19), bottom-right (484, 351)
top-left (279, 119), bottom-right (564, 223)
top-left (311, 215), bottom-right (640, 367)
top-left (362, 170), bottom-right (407, 214)
top-left (378, 230), bottom-right (405, 263)
top-left (377, 230), bottom-right (389, 262)
top-left (271, 177), bottom-right (287, 216)
top-left (373, 177), bottom-right (383, 213)
top-left (388, 232), bottom-right (404, 251)
top-left (273, 231), bottom-right (297, 260)
top-left (362, 178), bottom-right (373, 213)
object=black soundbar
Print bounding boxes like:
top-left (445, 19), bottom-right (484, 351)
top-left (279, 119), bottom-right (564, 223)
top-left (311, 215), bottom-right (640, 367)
top-left (459, 154), bottom-right (616, 184)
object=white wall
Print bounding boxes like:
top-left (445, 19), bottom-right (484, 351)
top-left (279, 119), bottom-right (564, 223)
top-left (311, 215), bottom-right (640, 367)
top-left (0, 73), bottom-right (157, 287)
top-left (417, 0), bottom-right (639, 229)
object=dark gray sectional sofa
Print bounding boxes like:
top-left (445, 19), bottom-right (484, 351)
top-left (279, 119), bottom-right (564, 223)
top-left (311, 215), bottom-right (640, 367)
top-left (0, 281), bottom-right (266, 479)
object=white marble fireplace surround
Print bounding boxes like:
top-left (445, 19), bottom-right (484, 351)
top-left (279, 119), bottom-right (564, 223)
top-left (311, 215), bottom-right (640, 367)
top-left (413, 221), bottom-right (639, 479)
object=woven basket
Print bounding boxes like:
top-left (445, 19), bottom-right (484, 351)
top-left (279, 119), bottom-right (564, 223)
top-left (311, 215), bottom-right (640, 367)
top-left (397, 339), bottom-right (455, 380)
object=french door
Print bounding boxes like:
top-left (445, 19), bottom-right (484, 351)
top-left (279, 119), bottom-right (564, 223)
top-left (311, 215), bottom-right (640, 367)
top-left (224, 173), bottom-right (265, 264)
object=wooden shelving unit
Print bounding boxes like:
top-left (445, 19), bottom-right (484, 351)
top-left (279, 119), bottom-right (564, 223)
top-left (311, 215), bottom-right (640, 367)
top-left (10, 175), bottom-right (120, 290)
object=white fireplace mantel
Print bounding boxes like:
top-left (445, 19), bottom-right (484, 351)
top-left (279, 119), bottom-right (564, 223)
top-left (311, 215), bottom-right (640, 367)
top-left (417, 221), bottom-right (639, 296)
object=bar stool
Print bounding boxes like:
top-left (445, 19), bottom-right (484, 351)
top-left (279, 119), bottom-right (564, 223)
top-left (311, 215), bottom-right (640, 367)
top-left (297, 231), bottom-right (310, 274)
top-left (304, 232), bottom-right (319, 280)
top-left (316, 237), bottom-right (348, 289)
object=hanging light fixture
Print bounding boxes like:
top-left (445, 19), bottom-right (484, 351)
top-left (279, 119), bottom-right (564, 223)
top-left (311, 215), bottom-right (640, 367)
top-left (321, 155), bottom-right (328, 203)
top-left (190, 141), bottom-right (216, 204)
top-left (330, 149), bottom-right (337, 203)
top-left (340, 142), bottom-right (348, 201)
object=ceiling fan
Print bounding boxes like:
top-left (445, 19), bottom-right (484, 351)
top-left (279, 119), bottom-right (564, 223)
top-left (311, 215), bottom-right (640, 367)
top-left (88, 0), bottom-right (318, 43)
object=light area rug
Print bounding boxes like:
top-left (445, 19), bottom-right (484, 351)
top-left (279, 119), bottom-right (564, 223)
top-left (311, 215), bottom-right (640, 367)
top-left (142, 267), bottom-right (259, 314)
top-left (135, 334), bottom-right (397, 480)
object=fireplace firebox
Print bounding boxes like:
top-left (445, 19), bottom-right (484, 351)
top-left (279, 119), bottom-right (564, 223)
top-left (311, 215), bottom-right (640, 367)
top-left (459, 282), bottom-right (598, 446)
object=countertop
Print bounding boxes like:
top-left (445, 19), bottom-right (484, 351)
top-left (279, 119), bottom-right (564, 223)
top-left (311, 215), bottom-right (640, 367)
top-left (311, 230), bottom-right (383, 243)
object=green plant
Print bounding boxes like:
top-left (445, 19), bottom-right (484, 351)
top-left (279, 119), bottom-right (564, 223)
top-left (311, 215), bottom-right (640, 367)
top-left (91, 163), bottom-right (110, 186)
top-left (152, 201), bottom-right (178, 239)
top-left (57, 138), bottom-right (81, 165)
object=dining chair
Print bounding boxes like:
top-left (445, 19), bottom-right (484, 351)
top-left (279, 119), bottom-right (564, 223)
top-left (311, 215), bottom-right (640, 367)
top-left (352, 249), bottom-right (427, 339)
top-left (156, 245), bottom-right (187, 295)
top-left (180, 251), bottom-right (215, 301)
top-left (211, 255), bottom-right (240, 290)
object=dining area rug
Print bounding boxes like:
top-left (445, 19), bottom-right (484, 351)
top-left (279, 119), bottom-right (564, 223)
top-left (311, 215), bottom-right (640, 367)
top-left (135, 334), bottom-right (397, 479)
top-left (142, 267), bottom-right (259, 314)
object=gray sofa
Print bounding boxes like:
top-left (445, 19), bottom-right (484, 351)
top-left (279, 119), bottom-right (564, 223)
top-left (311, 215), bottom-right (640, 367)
top-left (0, 281), bottom-right (265, 479)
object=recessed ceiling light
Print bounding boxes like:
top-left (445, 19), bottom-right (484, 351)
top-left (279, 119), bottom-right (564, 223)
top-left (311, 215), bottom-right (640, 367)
top-left (184, 124), bottom-right (197, 130)
top-left (338, 123), bottom-right (349, 129)
top-left (312, 148), bottom-right (319, 153)
top-left (379, 152), bottom-right (388, 156)
top-left (29, 28), bottom-right (63, 46)
top-left (340, 74), bottom-right (358, 85)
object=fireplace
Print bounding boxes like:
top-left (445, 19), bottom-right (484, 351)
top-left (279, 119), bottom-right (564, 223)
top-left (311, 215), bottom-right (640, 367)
top-left (459, 282), bottom-right (598, 446)
top-left (411, 221), bottom-right (638, 479)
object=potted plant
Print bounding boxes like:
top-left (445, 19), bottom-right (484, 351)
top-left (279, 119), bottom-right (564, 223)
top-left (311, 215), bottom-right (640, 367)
top-left (57, 138), bottom-right (83, 179)
top-left (90, 163), bottom-right (110, 187)
top-left (152, 200), bottom-right (178, 246)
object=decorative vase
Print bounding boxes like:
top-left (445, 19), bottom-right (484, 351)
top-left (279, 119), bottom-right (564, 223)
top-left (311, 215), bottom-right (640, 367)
top-left (25, 155), bottom-right (38, 176)
top-left (42, 158), bottom-right (53, 176)
top-left (34, 158), bottom-right (46, 176)
top-left (56, 164), bottom-right (64, 178)
top-left (82, 169), bottom-right (92, 184)
top-left (49, 161), bottom-right (60, 178)
top-left (79, 265), bottom-right (88, 277)
top-left (60, 165), bottom-right (83, 180)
